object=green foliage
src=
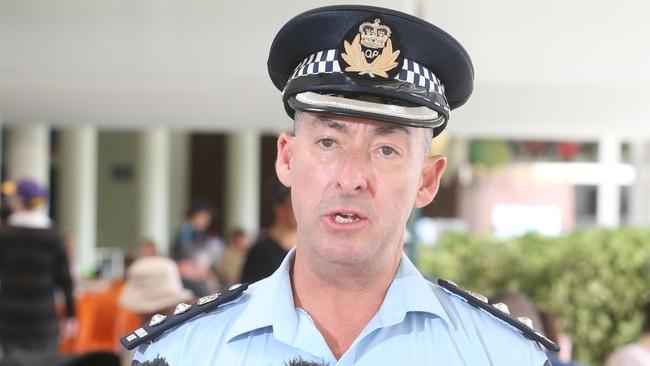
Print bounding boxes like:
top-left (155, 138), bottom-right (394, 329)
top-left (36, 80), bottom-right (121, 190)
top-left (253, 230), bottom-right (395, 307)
top-left (418, 228), bottom-right (650, 366)
top-left (469, 139), bottom-right (512, 168)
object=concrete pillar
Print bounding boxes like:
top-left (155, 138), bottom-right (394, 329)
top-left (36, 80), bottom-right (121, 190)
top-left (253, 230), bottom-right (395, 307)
top-left (629, 140), bottom-right (650, 226)
top-left (0, 116), bottom-right (3, 183)
top-left (225, 130), bottom-right (260, 235)
top-left (58, 126), bottom-right (98, 275)
top-left (597, 137), bottom-right (622, 227)
top-left (137, 128), bottom-right (171, 255)
top-left (168, 132), bottom-right (190, 241)
top-left (6, 125), bottom-right (50, 185)
top-left (401, 0), bottom-right (423, 15)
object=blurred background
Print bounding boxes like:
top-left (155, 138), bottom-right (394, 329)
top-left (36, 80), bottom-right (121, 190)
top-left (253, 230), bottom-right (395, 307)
top-left (0, 0), bottom-right (649, 365)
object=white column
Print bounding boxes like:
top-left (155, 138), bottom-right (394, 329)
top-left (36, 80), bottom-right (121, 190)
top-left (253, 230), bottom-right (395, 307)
top-left (629, 140), bottom-right (650, 226)
top-left (168, 132), bottom-right (189, 241)
top-left (6, 125), bottom-right (50, 185)
top-left (597, 137), bottom-right (622, 227)
top-left (138, 128), bottom-right (171, 255)
top-left (225, 130), bottom-right (260, 235)
top-left (58, 126), bottom-right (98, 274)
top-left (400, 0), bottom-right (422, 15)
top-left (0, 115), bottom-right (3, 184)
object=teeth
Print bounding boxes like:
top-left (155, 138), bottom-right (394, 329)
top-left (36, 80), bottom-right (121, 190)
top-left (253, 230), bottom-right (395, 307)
top-left (334, 213), bottom-right (359, 223)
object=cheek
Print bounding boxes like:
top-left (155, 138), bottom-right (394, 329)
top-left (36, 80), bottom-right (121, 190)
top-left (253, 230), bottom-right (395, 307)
top-left (377, 166), bottom-right (422, 212)
top-left (289, 153), bottom-right (336, 219)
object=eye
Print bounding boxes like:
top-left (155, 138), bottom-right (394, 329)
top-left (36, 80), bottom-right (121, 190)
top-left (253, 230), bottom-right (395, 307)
top-left (380, 146), bottom-right (397, 156)
top-left (318, 138), bottom-right (335, 148)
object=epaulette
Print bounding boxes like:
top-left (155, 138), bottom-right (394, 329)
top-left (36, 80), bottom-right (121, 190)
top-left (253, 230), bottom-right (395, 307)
top-left (120, 283), bottom-right (249, 350)
top-left (437, 279), bottom-right (559, 353)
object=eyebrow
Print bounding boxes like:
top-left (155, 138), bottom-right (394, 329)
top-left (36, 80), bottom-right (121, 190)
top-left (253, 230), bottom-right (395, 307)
top-left (308, 115), bottom-right (410, 136)
top-left (314, 118), bottom-right (344, 130)
top-left (373, 125), bottom-right (411, 136)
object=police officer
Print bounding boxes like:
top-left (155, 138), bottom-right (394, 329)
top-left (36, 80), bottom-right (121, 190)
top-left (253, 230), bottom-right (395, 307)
top-left (128, 5), bottom-right (555, 365)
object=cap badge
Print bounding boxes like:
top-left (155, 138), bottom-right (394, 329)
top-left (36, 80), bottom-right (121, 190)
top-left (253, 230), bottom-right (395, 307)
top-left (339, 17), bottom-right (402, 79)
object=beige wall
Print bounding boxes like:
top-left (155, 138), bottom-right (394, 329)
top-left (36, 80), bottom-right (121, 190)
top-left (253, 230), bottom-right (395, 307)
top-left (96, 130), bottom-right (189, 252)
top-left (97, 131), bottom-right (139, 249)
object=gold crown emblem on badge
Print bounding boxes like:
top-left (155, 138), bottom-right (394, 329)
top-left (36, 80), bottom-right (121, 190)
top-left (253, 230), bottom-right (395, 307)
top-left (359, 19), bottom-right (392, 49)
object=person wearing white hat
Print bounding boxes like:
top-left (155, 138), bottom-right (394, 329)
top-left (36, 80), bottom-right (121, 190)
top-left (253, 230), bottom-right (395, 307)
top-left (119, 257), bottom-right (193, 316)
top-left (118, 257), bottom-right (192, 365)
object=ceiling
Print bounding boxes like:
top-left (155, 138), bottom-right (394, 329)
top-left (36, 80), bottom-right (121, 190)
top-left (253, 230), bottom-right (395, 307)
top-left (1, 0), bottom-right (649, 140)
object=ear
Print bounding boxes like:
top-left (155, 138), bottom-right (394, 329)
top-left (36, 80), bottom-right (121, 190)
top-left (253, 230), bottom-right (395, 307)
top-left (414, 155), bottom-right (447, 208)
top-left (275, 132), bottom-right (294, 187)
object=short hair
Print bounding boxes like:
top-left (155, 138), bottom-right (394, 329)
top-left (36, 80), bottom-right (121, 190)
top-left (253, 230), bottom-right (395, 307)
top-left (285, 357), bottom-right (327, 366)
top-left (187, 199), bottom-right (215, 217)
top-left (175, 244), bottom-right (203, 262)
top-left (229, 227), bottom-right (247, 241)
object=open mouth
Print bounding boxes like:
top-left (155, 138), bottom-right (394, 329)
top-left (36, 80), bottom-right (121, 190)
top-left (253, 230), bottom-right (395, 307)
top-left (333, 212), bottom-right (360, 223)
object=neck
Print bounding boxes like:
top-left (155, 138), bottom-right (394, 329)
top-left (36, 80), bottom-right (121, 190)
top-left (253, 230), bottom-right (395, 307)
top-left (291, 246), bottom-right (401, 359)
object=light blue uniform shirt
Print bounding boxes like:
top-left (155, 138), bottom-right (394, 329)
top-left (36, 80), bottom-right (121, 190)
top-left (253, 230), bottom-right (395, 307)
top-left (133, 248), bottom-right (549, 366)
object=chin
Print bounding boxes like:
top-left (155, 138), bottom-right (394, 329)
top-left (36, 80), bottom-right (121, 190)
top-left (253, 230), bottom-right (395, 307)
top-left (314, 239), bottom-right (375, 266)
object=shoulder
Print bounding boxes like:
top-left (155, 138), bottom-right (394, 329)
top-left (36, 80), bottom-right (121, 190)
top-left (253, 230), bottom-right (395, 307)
top-left (431, 279), bottom-right (555, 362)
top-left (122, 283), bottom-right (250, 353)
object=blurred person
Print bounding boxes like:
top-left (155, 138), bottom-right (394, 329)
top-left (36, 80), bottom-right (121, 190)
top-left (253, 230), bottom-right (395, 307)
top-left (0, 181), bottom-right (15, 225)
top-left (0, 178), bottom-right (76, 359)
top-left (171, 200), bottom-right (224, 265)
top-left (493, 292), bottom-right (582, 366)
top-left (118, 256), bottom-right (192, 365)
top-left (215, 228), bottom-right (252, 288)
top-left (176, 245), bottom-right (212, 298)
top-left (137, 238), bottom-right (157, 257)
top-left (606, 301), bottom-right (650, 366)
top-left (541, 312), bottom-right (582, 366)
top-left (240, 178), bottom-right (296, 283)
top-left (129, 5), bottom-right (553, 365)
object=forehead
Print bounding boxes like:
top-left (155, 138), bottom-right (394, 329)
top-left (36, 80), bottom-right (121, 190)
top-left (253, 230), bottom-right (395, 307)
top-left (297, 112), bottom-right (417, 136)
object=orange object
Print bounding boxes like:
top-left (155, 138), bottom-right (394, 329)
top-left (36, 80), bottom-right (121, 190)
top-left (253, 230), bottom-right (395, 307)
top-left (114, 307), bottom-right (143, 340)
top-left (74, 281), bottom-right (126, 353)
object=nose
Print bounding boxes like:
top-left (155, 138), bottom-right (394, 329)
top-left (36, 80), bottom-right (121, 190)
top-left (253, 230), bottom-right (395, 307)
top-left (335, 148), bottom-right (371, 195)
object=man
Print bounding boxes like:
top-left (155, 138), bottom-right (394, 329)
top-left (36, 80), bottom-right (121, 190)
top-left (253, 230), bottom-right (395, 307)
top-left (127, 5), bottom-right (554, 365)
top-left (171, 200), bottom-right (221, 262)
top-left (216, 228), bottom-right (252, 287)
top-left (0, 179), bottom-right (76, 359)
top-left (119, 256), bottom-right (194, 365)
top-left (240, 179), bottom-right (296, 283)
top-left (176, 245), bottom-right (212, 298)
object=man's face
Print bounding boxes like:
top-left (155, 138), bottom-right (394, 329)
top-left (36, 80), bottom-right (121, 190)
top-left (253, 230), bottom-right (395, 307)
top-left (276, 112), bottom-right (446, 269)
top-left (192, 210), bottom-right (212, 231)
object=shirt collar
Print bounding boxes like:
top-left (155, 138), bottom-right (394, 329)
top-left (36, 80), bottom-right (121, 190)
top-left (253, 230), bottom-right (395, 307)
top-left (226, 246), bottom-right (298, 343)
top-left (226, 247), bottom-right (452, 343)
top-left (370, 252), bottom-right (452, 329)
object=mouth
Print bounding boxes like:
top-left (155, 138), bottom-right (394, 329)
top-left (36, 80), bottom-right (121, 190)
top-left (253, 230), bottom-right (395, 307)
top-left (323, 207), bottom-right (369, 230)
top-left (332, 212), bottom-right (361, 224)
